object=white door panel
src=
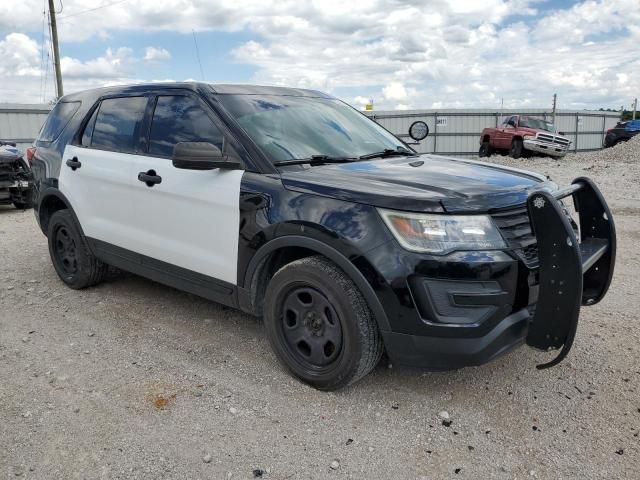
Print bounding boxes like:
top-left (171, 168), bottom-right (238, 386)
top-left (130, 155), bottom-right (243, 285)
top-left (58, 145), bottom-right (136, 247)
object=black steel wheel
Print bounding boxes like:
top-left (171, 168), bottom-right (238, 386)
top-left (53, 225), bottom-right (79, 275)
top-left (280, 286), bottom-right (343, 368)
top-left (264, 256), bottom-right (383, 390)
top-left (47, 209), bottom-right (108, 289)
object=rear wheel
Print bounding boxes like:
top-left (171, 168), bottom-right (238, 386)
top-left (509, 138), bottom-right (523, 159)
top-left (263, 256), bottom-right (383, 390)
top-left (478, 141), bottom-right (491, 157)
top-left (47, 209), bottom-right (108, 289)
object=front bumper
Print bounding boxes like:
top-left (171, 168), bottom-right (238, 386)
top-left (382, 308), bottom-right (529, 370)
top-left (523, 139), bottom-right (569, 157)
top-left (371, 177), bottom-right (615, 370)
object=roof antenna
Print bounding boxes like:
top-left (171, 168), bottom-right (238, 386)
top-left (192, 29), bottom-right (205, 81)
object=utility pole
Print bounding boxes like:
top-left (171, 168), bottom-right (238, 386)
top-left (48, 0), bottom-right (64, 98)
top-left (633, 98), bottom-right (637, 120)
top-left (552, 93), bottom-right (557, 125)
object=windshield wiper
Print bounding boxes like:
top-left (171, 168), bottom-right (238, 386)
top-left (273, 155), bottom-right (358, 167)
top-left (358, 148), bottom-right (415, 160)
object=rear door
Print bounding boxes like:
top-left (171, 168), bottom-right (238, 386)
top-left (128, 93), bottom-right (244, 285)
top-left (59, 96), bottom-right (148, 249)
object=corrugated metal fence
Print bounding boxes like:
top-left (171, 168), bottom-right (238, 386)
top-left (0, 104), bottom-right (52, 151)
top-left (365, 108), bottom-right (621, 156)
top-left (0, 104), bottom-right (621, 157)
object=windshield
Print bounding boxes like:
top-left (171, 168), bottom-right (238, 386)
top-left (520, 117), bottom-right (556, 132)
top-left (216, 94), bottom-right (410, 163)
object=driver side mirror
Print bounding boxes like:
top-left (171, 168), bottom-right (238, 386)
top-left (172, 142), bottom-right (241, 170)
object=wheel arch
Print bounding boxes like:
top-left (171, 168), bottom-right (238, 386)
top-left (37, 188), bottom-right (86, 239)
top-left (239, 235), bottom-right (391, 332)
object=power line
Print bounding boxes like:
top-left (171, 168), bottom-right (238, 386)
top-left (192, 30), bottom-right (205, 81)
top-left (39, 0), bottom-right (47, 102)
top-left (57, 0), bottom-right (128, 20)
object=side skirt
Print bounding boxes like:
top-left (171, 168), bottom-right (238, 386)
top-left (88, 238), bottom-right (239, 309)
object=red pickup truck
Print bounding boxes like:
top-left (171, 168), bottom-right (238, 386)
top-left (479, 115), bottom-right (571, 158)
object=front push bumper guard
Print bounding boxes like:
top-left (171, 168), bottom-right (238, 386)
top-left (526, 177), bottom-right (616, 369)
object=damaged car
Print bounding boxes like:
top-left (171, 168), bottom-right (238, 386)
top-left (0, 141), bottom-right (34, 209)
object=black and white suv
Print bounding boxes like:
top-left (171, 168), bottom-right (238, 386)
top-left (32, 83), bottom-right (616, 390)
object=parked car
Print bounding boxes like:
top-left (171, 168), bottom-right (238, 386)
top-left (479, 115), bottom-right (571, 158)
top-left (30, 84), bottom-right (616, 390)
top-left (603, 119), bottom-right (640, 148)
top-left (0, 141), bottom-right (34, 209)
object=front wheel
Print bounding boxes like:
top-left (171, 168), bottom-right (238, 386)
top-left (510, 138), bottom-right (524, 159)
top-left (263, 256), bottom-right (383, 390)
top-left (478, 141), bottom-right (491, 157)
top-left (12, 188), bottom-right (34, 209)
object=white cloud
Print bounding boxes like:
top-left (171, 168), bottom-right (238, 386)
top-left (144, 46), bottom-right (171, 62)
top-left (0, 33), bottom-right (40, 76)
top-left (0, 0), bottom-right (639, 110)
top-left (61, 47), bottom-right (134, 78)
top-left (383, 82), bottom-right (408, 102)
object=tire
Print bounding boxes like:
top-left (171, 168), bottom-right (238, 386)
top-left (509, 138), bottom-right (523, 159)
top-left (12, 200), bottom-right (33, 210)
top-left (478, 141), bottom-right (491, 157)
top-left (263, 256), bottom-right (383, 390)
top-left (12, 188), bottom-right (34, 210)
top-left (47, 209), bottom-right (108, 289)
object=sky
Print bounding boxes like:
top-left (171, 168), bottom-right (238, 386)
top-left (0, 0), bottom-right (638, 111)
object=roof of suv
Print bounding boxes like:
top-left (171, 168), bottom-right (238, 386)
top-left (59, 82), bottom-right (332, 103)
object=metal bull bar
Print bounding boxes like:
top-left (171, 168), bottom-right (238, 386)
top-left (526, 177), bottom-right (616, 369)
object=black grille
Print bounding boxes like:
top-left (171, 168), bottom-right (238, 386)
top-left (490, 206), bottom-right (539, 268)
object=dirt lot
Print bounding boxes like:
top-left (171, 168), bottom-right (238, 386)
top-left (1, 141), bottom-right (639, 479)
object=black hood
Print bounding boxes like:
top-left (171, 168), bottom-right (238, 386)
top-left (280, 154), bottom-right (557, 213)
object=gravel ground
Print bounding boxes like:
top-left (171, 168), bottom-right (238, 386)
top-left (1, 138), bottom-right (639, 479)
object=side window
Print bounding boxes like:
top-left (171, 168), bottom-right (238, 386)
top-left (39, 101), bottom-right (81, 142)
top-left (148, 95), bottom-right (224, 158)
top-left (91, 97), bottom-right (147, 153)
top-left (81, 107), bottom-right (99, 147)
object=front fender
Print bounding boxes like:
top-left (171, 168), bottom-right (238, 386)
top-left (240, 234), bottom-right (392, 332)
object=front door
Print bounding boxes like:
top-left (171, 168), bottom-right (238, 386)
top-left (496, 116), bottom-right (516, 149)
top-left (128, 94), bottom-right (244, 285)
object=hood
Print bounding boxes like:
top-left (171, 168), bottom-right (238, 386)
top-left (0, 145), bottom-right (22, 162)
top-left (280, 154), bottom-right (557, 213)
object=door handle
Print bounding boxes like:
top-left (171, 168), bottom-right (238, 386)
top-left (66, 157), bottom-right (81, 170)
top-left (138, 169), bottom-right (162, 187)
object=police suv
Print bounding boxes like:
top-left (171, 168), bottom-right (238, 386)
top-left (31, 83), bottom-right (616, 390)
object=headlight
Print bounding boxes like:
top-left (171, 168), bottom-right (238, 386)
top-left (523, 135), bottom-right (536, 140)
top-left (378, 209), bottom-right (507, 254)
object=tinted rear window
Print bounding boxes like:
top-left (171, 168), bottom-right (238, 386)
top-left (39, 101), bottom-right (80, 142)
top-left (91, 97), bottom-right (147, 153)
